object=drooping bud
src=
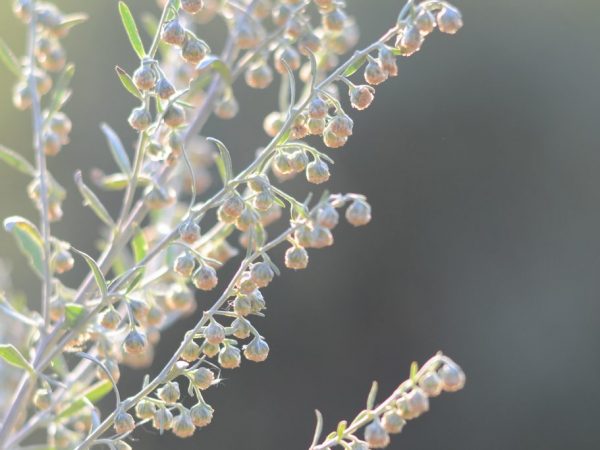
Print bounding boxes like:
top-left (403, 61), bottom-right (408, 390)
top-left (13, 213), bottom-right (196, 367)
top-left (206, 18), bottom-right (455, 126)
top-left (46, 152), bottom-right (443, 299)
top-left (218, 343), bottom-right (241, 369)
top-left (190, 367), bottom-right (215, 390)
top-left (439, 361), bottom-right (466, 392)
top-left (204, 319), bottom-right (226, 345)
top-left (174, 252), bottom-right (196, 277)
top-left (419, 371), bottom-right (443, 397)
top-left (128, 106), bottom-right (152, 131)
top-left (181, 340), bottom-right (201, 362)
top-left (364, 418), bottom-right (390, 448)
top-left (192, 265), bottom-right (218, 291)
top-left (152, 406), bottom-right (174, 431)
top-left (157, 381), bottom-right (181, 404)
top-left (349, 84), bottom-right (375, 110)
top-left (345, 199), bottom-right (372, 226)
top-left (122, 329), bottom-right (147, 355)
top-left (162, 19), bottom-right (186, 46)
top-left (381, 410), bottom-right (406, 434)
top-left (243, 336), bottom-right (270, 362)
top-left (114, 410), bottom-right (135, 435)
top-left (231, 316), bottom-right (252, 339)
top-left (172, 409), bottom-right (195, 438)
top-left (181, 0), bottom-right (204, 14)
top-left (306, 159), bottom-right (330, 184)
top-left (285, 246), bottom-right (309, 270)
top-left (190, 401), bottom-right (214, 427)
top-left (133, 63), bottom-right (157, 91)
top-left (179, 220), bottom-right (201, 243)
top-left (250, 262), bottom-right (274, 288)
top-left (135, 399), bottom-right (157, 420)
top-left (437, 6), bottom-right (463, 34)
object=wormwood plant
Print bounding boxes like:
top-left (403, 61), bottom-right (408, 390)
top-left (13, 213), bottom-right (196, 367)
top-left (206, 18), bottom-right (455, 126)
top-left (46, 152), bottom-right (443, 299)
top-left (0, 0), bottom-right (465, 448)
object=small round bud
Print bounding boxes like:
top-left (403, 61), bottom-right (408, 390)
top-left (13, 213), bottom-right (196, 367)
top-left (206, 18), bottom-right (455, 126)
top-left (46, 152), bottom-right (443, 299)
top-left (156, 77), bottom-right (176, 100)
top-left (51, 248), bottom-right (74, 273)
top-left (190, 402), bottom-right (214, 427)
top-left (179, 220), bottom-right (201, 243)
top-left (407, 387), bottom-right (429, 418)
top-left (49, 112), bottom-right (72, 137)
top-left (192, 265), bottom-right (218, 291)
top-left (437, 6), bottom-right (463, 34)
top-left (364, 418), bottom-right (390, 448)
top-left (274, 46), bottom-right (301, 74)
top-left (190, 367), bottom-right (215, 390)
top-left (285, 246), bottom-right (309, 270)
top-left (114, 410), bottom-right (135, 435)
top-left (248, 174), bottom-right (270, 192)
top-left (243, 336), bottom-right (269, 362)
top-left (123, 329), bottom-right (147, 355)
top-left (439, 362), bottom-right (466, 392)
top-left (397, 25), bottom-right (423, 56)
top-left (133, 64), bottom-right (157, 91)
top-left (235, 207), bottom-right (259, 232)
top-left (263, 111), bottom-right (284, 137)
top-left (253, 190), bottom-right (275, 212)
top-left (12, 82), bottom-right (32, 110)
top-left (152, 407), bottom-right (174, 431)
top-left (346, 199), bottom-right (372, 226)
top-left (245, 62), bottom-right (274, 89)
top-left (317, 204), bottom-right (339, 229)
top-left (128, 106), bottom-right (152, 131)
top-left (248, 289), bottom-right (265, 314)
top-left (231, 316), bottom-right (252, 339)
top-left (129, 298), bottom-right (149, 323)
top-left (294, 225), bottom-right (314, 248)
top-left (214, 95), bottom-right (239, 120)
top-left (147, 305), bottom-right (164, 327)
top-left (218, 344), bottom-right (241, 369)
top-left (272, 4), bottom-right (291, 27)
top-left (42, 131), bottom-right (62, 156)
top-left (349, 84), bottom-right (375, 110)
top-left (364, 58), bottom-right (388, 85)
top-left (237, 272), bottom-right (257, 295)
top-left (233, 295), bottom-right (252, 317)
top-left (135, 399), bottom-right (157, 420)
top-left (328, 114), bottom-right (353, 137)
top-left (181, 0), bottom-right (204, 14)
top-left (323, 129), bottom-right (347, 149)
top-left (289, 150), bottom-right (309, 172)
top-left (33, 388), bottom-right (51, 410)
top-left (172, 409), bottom-right (195, 438)
top-left (181, 36), bottom-right (209, 64)
top-left (310, 226), bottom-right (334, 248)
top-left (298, 30), bottom-right (321, 55)
top-left (308, 97), bottom-right (329, 119)
top-left (162, 19), bottom-right (186, 46)
top-left (307, 117), bottom-right (326, 135)
top-left (419, 371), bottom-right (443, 397)
top-left (273, 152), bottom-right (293, 175)
top-left (174, 252), bottom-right (196, 277)
top-left (379, 46), bottom-right (398, 77)
top-left (181, 340), bottom-right (201, 362)
top-left (98, 358), bottom-right (121, 383)
top-left (49, 297), bottom-right (65, 322)
top-left (382, 410), bottom-right (406, 434)
top-left (322, 8), bottom-right (346, 32)
top-left (100, 307), bottom-right (121, 330)
top-left (306, 159), bottom-right (330, 184)
top-left (204, 319), bottom-right (226, 345)
top-left (158, 381), bottom-right (181, 404)
top-left (415, 8), bottom-right (436, 35)
top-left (221, 193), bottom-right (245, 220)
top-left (164, 104), bottom-right (186, 128)
top-left (166, 285), bottom-right (194, 311)
top-left (250, 262), bottom-right (274, 288)
top-left (201, 341), bottom-right (220, 358)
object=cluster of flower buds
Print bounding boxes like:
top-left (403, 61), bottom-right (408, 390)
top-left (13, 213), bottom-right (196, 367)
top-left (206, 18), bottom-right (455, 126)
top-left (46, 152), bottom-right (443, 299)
top-left (312, 355), bottom-right (465, 450)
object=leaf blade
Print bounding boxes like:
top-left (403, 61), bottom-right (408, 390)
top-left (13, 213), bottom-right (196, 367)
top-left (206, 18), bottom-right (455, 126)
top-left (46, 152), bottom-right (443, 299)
top-left (0, 145), bottom-right (35, 176)
top-left (0, 344), bottom-right (34, 373)
top-left (118, 1), bottom-right (146, 59)
top-left (3, 216), bottom-right (44, 277)
top-left (207, 137), bottom-right (233, 185)
top-left (74, 171), bottom-right (115, 227)
top-left (115, 66), bottom-right (142, 100)
top-left (0, 37), bottom-right (20, 77)
top-left (100, 122), bottom-right (132, 174)
top-left (71, 248), bottom-right (108, 298)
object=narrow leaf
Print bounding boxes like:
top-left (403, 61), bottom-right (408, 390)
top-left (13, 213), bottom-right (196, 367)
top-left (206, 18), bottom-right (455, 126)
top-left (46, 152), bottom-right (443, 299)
top-left (3, 216), bottom-right (44, 277)
top-left (342, 54), bottom-right (367, 77)
top-left (100, 122), bottom-right (132, 173)
top-left (131, 230), bottom-right (147, 263)
top-left (207, 137), bottom-right (233, 184)
top-left (0, 344), bottom-right (34, 373)
top-left (196, 56), bottom-right (231, 85)
top-left (0, 37), bottom-right (21, 77)
top-left (97, 172), bottom-right (151, 191)
top-left (74, 171), bottom-right (114, 227)
top-left (336, 420), bottom-right (347, 441)
top-left (71, 248), bottom-right (108, 297)
top-left (366, 381), bottom-right (378, 410)
top-left (311, 410), bottom-right (324, 448)
top-left (0, 145), bottom-right (35, 176)
top-left (410, 361), bottom-right (419, 382)
top-left (115, 66), bottom-right (142, 100)
top-left (64, 303), bottom-right (86, 327)
top-left (118, 1), bottom-right (146, 59)
top-left (57, 13), bottom-right (89, 35)
top-left (48, 64), bottom-right (75, 113)
top-left (57, 380), bottom-right (113, 420)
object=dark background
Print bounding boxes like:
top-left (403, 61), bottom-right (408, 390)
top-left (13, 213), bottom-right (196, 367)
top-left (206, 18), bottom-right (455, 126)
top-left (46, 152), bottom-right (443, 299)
top-left (1, 0), bottom-right (600, 449)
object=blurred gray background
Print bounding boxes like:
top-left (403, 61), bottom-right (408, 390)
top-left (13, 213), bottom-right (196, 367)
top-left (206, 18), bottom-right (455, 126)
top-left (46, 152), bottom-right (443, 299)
top-left (1, 0), bottom-right (600, 449)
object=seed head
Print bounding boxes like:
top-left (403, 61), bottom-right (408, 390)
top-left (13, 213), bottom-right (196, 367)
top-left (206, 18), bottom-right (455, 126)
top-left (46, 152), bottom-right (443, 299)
top-left (237, 272), bottom-right (258, 294)
top-left (273, 152), bottom-right (293, 175)
top-left (204, 319), bottom-right (226, 345)
top-left (378, 46), bottom-right (398, 77)
top-left (172, 409), bottom-right (196, 438)
top-left (235, 207), bottom-right (259, 232)
top-left (174, 252), bottom-right (196, 277)
top-left (152, 407), bottom-right (174, 431)
top-left (243, 336), bottom-right (270, 362)
top-left (345, 199), bottom-right (372, 226)
top-left (364, 418), bottom-right (390, 448)
top-left (162, 19), bottom-right (186, 46)
top-left (316, 204), bottom-right (339, 229)
top-left (158, 381), bottom-right (181, 404)
top-left (114, 410), bottom-right (135, 435)
top-left (437, 6), bottom-right (463, 34)
top-left (218, 343), bottom-right (241, 369)
top-left (289, 150), bottom-right (309, 172)
top-left (190, 402), bottom-right (214, 427)
top-left (156, 76), bottom-right (176, 99)
top-left (307, 117), bottom-right (326, 135)
top-left (123, 329), bottom-right (147, 355)
top-left (133, 64), bottom-right (157, 91)
top-left (192, 265), bottom-right (218, 291)
top-left (285, 246), bottom-right (309, 270)
top-left (190, 367), bottom-right (215, 390)
top-left (306, 159), bottom-right (330, 184)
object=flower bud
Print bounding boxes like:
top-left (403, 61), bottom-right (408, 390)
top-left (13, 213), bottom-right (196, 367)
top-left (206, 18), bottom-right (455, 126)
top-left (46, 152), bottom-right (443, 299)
top-left (298, 30), bottom-right (321, 55)
top-left (201, 341), bottom-right (220, 358)
top-left (310, 226), bottom-right (334, 248)
top-left (378, 46), bottom-right (398, 77)
top-left (33, 388), bottom-right (51, 410)
top-left (323, 129), bottom-right (347, 149)
top-left (364, 58), bottom-right (388, 85)
top-left (322, 8), bottom-right (346, 32)
top-left (12, 82), bottom-right (32, 110)
top-left (349, 84), bottom-right (375, 110)
top-left (218, 344), bottom-right (241, 369)
top-left (135, 399), bottom-right (157, 420)
top-left (129, 298), bottom-right (149, 323)
top-left (381, 410), bottom-right (405, 434)
top-left (123, 329), bottom-right (147, 355)
top-left (235, 207), bottom-right (259, 232)
top-left (250, 262), bottom-right (274, 288)
top-left (100, 307), bottom-right (121, 330)
top-left (166, 285), bottom-right (194, 311)
top-left (328, 114), bottom-right (353, 137)
top-left (263, 111), bottom-right (284, 137)
top-left (437, 6), bottom-right (463, 34)
top-left (364, 418), bottom-right (390, 448)
top-left (152, 406), bottom-right (174, 431)
top-left (415, 8), bottom-right (436, 35)
top-left (42, 131), bottom-right (61, 156)
top-left (128, 106), bottom-right (152, 131)
top-left (317, 204), bottom-right (339, 229)
top-left (285, 246), bottom-right (309, 270)
top-left (98, 358), bottom-right (120, 383)
top-left (274, 46), bottom-right (300, 74)
top-left (172, 409), bottom-right (195, 438)
top-left (243, 336), bottom-right (269, 362)
top-left (162, 19), bottom-right (186, 46)
top-left (232, 316), bottom-right (252, 339)
top-left (233, 295), bottom-right (252, 317)
top-left (181, 0), bottom-right (204, 14)
top-left (220, 193), bottom-right (245, 221)
top-left (290, 150), bottom-right (309, 172)
top-left (306, 159), bottom-right (330, 184)
top-left (272, 4), bottom-right (291, 27)
top-left (114, 410), bottom-right (135, 435)
top-left (190, 402), bottom-right (214, 427)
top-left (179, 220), bottom-right (201, 243)
top-left (419, 371), bottom-right (443, 397)
top-left (254, 190), bottom-right (275, 212)
top-left (237, 272), bottom-right (257, 295)
top-left (48, 297), bottom-right (65, 322)
top-left (158, 381), bottom-right (181, 404)
top-left (308, 97), bottom-right (329, 119)
top-left (307, 117), bottom-right (326, 135)
top-left (439, 362), bottom-right (466, 392)
top-left (51, 248), bottom-right (74, 273)
top-left (345, 199), bottom-right (371, 226)
top-left (214, 95), bottom-right (239, 120)
top-left (397, 25), bottom-right (423, 56)
top-left (245, 62), bottom-right (274, 89)
top-left (181, 35), bottom-right (209, 64)
top-left (181, 340), bottom-right (201, 362)
top-left (406, 387), bottom-right (429, 418)
top-left (192, 265), bottom-right (218, 291)
top-left (49, 112), bottom-right (72, 137)
top-left (273, 152), bottom-right (293, 175)
top-left (190, 367), bottom-right (215, 390)
top-left (248, 289), bottom-right (266, 314)
top-left (174, 252), bottom-right (196, 277)
top-left (133, 64), bottom-right (157, 91)
top-left (164, 103), bottom-right (186, 128)
top-left (204, 319), bottom-right (226, 345)
top-left (156, 75), bottom-right (176, 99)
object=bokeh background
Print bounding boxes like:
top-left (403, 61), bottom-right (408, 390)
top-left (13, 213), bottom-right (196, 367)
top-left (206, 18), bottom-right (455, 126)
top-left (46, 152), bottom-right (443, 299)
top-left (1, 0), bottom-right (600, 449)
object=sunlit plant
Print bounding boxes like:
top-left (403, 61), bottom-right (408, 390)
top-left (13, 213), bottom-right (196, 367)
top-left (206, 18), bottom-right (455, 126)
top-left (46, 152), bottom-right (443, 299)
top-left (0, 0), bottom-right (465, 448)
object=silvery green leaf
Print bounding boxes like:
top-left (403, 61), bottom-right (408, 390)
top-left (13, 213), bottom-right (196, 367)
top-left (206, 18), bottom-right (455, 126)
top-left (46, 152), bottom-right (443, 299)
top-left (115, 66), bottom-right (142, 100)
top-left (3, 216), bottom-right (44, 278)
top-left (74, 171), bottom-right (115, 227)
top-left (207, 137), bottom-right (233, 184)
top-left (0, 38), bottom-right (20, 77)
top-left (196, 55), bottom-right (231, 85)
top-left (48, 64), bottom-right (75, 113)
top-left (100, 123), bottom-right (132, 173)
top-left (118, 1), bottom-right (146, 59)
top-left (71, 248), bottom-right (108, 298)
top-left (0, 344), bottom-right (34, 374)
top-left (0, 144), bottom-right (35, 176)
